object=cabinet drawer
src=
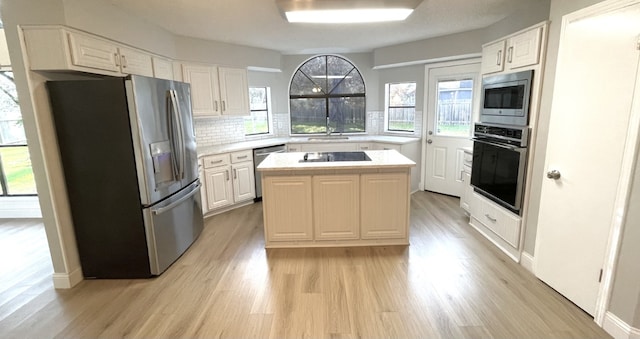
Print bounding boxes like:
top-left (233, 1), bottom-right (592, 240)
top-left (202, 154), bottom-right (230, 168)
top-left (475, 196), bottom-right (522, 248)
top-left (231, 150), bottom-right (252, 163)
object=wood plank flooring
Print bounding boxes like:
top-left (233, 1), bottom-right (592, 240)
top-left (0, 192), bottom-right (611, 338)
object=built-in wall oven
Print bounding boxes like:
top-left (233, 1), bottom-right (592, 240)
top-left (471, 123), bottom-right (529, 215)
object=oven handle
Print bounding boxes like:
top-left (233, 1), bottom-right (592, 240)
top-left (472, 138), bottom-right (526, 152)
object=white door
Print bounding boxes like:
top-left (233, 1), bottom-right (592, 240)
top-left (424, 62), bottom-right (480, 196)
top-left (534, 2), bottom-right (640, 316)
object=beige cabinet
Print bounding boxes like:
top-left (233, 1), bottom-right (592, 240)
top-left (481, 25), bottom-right (543, 74)
top-left (361, 173), bottom-right (409, 239)
top-left (181, 64), bottom-right (249, 117)
top-left (313, 175), bottom-right (360, 240)
top-left (263, 175), bottom-right (313, 242)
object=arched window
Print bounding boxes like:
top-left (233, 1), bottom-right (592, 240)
top-left (289, 55), bottom-right (366, 134)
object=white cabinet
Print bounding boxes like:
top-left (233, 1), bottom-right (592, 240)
top-left (460, 150), bottom-right (473, 214)
top-left (357, 143), bottom-right (373, 150)
top-left (299, 143), bottom-right (357, 152)
top-left (313, 175), bottom-right (360, 240)
top-left (182, 64), bottom-right (220, 117)
top-left (481, 25), bottom-right (543, 74)
top-left (152, 56), bottom-right (174, 80)
top-left (203, 154), bottom-right (233, 210)
top-left (361, 172), bottom-right (409, 239)
top-left (263, 175), bottom-right (314, 242)
top-left (201, 150), bottom-right (255, 214)
top-left (376, 143), bottom-right (401, 151)
top-left (181, 64), bottom-right (249, 117)
top-left (230, 150), bottom-right (255, 203)
top-left (470, 195), bottom-right (522, 248)
top-left (23, 26), bottom-right (160, 78)
top-left (218, 67), bottom-right (250, 116)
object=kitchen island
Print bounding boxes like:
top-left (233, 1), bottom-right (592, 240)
top-left (257, 150), bottom-right (415, 248)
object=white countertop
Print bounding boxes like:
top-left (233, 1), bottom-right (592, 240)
top-left (257, 150), bottom-right (416, 172)
top-left (197, 135), bottom-right (420, 157)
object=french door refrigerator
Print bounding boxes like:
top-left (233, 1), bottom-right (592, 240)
top-left (47, 75), bottom-right (204, 278)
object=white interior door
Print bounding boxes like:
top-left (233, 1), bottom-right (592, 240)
top-left (534, 2), bottom-right (640, 316)
top-left (424, 62), bottom-right (480, 196)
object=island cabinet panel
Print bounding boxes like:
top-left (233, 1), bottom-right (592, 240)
top-left (313, 175), bottom-right (360, 240)
top-left (360, 172), bottom-right (409, 239)
top-left (263, 176), bottom-right (313, 242)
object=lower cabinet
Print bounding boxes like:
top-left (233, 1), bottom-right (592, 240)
top-left (263, 176), bottom-right (314, 242)
top-left (313, 175), bottom-right (360, 240)
top-left (262, 170), bottom-right (411, 247)
top-left (361, 173), bottom-right (408, 239)
top-left (201, 150), bottom-right (255, 215)
top-left (469, 193), bottom-right (522, 260)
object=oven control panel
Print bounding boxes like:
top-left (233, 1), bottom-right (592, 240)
top-left (473, 123), bottom-right (529, 147)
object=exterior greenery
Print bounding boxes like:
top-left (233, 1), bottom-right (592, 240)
top-left (289, 55), bottom-right (366, 134)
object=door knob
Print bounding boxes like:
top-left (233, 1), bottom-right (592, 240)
top-left (427, 139), bottom-right (433, 144)
top-left (547, 170), bottom-right (561, 180)
top-left (428, 131), bottom-right (433, 135)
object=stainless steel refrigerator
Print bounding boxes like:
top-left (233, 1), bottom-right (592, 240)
top-left (47, 75), bottom-right (204, 278)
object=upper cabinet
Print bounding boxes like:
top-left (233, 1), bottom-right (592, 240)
top-left (151, 56), bottom-right (174, 81)
top-left (481, 24), bottom-right (544, 75)
top-left (180, 63), bottom-right (249, 117)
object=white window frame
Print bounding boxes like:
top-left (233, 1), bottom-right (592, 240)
top-left (384, 82), bottom-right (416, 134)
top-left (244, 86), bottom-right (273, 137)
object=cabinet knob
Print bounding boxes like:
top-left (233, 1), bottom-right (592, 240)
top-left (546, 170), bottom-right (561, 180)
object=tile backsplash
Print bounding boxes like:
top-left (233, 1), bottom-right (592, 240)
top-left (194, 110), bottom-right (421, 148)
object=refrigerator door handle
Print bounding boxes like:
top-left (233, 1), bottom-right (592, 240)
top-left (166, 91), bottom-right (180, 181)
top-left (151, 182), bottom-right (201, 215)
top-left (170, 90), bottom-right (186, 180)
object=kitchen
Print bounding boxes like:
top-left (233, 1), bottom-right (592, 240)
top-left (1, 0), bottom-right (639, 338)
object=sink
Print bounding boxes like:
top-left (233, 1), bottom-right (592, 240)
top-left (300, 151), bottom-right (371, 162)
top-left (307, 136), bottom-right (349, 141)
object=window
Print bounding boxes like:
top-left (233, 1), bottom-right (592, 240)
top-left (0, 70), bottom-right (37, 196)
top-left (244, 87), bottom-right (270, 136)
top-left (386, 82), bottom-right (416, 132)
top-left (435, 79), bottom-right (473, 137)
top-left (289, 55), bottom-right (365, 134)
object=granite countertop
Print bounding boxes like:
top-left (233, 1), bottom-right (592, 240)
top-left (257, 150), bottom-right (416, 172)
top-left (197, 135), bottom-right (421, 157)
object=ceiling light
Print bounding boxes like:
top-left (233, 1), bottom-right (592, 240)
top-left (276, 0), bottom-right (422, 24)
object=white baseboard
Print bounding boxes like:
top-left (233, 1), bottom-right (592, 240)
top-left (52, 267), bottom-right (83, 289)
top-left (520, 252), bottom-right (534, 273)
top-left (0, 196), bottom-right (42, 218)
top-left (603, 311), bottom-right (640, 339)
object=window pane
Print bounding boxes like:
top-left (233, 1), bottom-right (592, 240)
top-left (388, 107), bottom-right (415, 132)
top-left (331, 69), bottom-right (365, 95)
top-left (389, 83), bottom-right (416, 106)
top-left (0, 146), bottom-right (37, 195)
top-left (290, 70), bottom-right (325, 96)
top-left (329, 97), bottom-right (365, 133)
top-left (436, 79), bottom-right (473, 137)
top-left (290, 98), bottom-right (327, 134)
top-left (249, 87), bottom-right (267, 111)
top-left (244, 111), bottom-right (269, 135)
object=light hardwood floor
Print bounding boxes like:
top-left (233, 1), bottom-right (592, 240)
top-left (0, 192), bottom-right (610, 338)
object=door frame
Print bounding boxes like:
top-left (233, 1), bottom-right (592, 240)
top-left (535, 0), bottom-right (640, 326)
top-left (420, 58), bottom-right (481, 192)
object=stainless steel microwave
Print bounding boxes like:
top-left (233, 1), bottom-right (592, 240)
top-left (480, 70), bottom-right (533, 126)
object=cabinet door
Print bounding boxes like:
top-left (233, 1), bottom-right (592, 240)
top-left (460, 170), bottom-right (471, 213)
top-left (506, 27), bottom-right (542, 70)
top-left (232, 162), bottom-right (256, 202)
top-left (313, 175), bottom-right (360, 240)
top-left (118, 46), bottom-right (153, 77)
top-left (218, 67), bottom-right (250, 116)
top-left (480, 40), bottom-right (506, 74)
top-left (361, 173), bottom-right (409, 239)
top-left (300, 143), bottom-right (357, 152)
top-left (67, 32), bottom-right (120, 72)
top-left (204, 166), bottom-right (233, 210)
top-left (263, 176), bottom-right (313, 242)
top-left (182, 64), bottom-right (221, 117)
top-left (152, 56), bottom-right (174, 80)
top-left (375, 143), bottom-right (401, 151)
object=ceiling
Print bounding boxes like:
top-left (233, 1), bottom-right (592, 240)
top-left (108, 0), bottom-right (529, 55)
